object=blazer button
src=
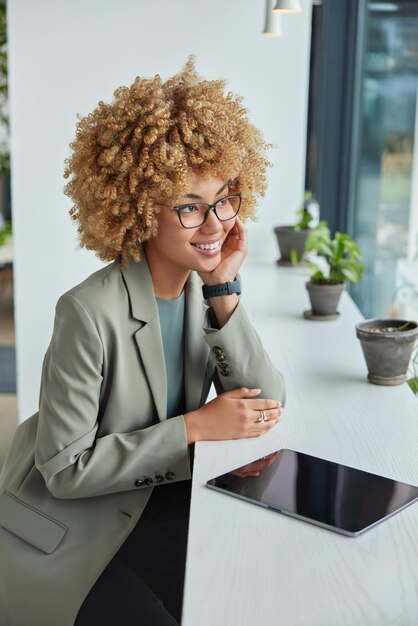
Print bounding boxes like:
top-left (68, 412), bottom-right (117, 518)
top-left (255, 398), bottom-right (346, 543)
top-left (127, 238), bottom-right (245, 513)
top-left (165, 471), bottom-right (175, 481)
top-left (134, 479), bottom-right (144, 487)
top-left (216, 354), bottom-right (226, 362)
top-left (143, 477), bottom-right (154, 486)
top-left (213, 346), bottom-right (222, 356)
top-left (220, 370), bottom-right (230, 376)
top-left (155, 474), bottom-right (164, 484)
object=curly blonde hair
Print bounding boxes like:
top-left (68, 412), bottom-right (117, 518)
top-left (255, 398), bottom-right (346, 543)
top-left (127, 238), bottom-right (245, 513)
top-left (64, 57), bottom-right (271, 267)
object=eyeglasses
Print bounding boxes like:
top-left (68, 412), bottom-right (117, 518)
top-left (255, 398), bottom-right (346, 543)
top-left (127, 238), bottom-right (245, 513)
top-left (168, 193), bottom-right (242, 229)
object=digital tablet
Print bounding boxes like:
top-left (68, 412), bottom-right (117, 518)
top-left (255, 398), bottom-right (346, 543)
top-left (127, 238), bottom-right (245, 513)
top-left (206, 449), bottom-right (418, 537)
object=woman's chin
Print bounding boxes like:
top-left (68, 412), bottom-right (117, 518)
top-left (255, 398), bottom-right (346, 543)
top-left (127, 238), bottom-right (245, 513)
top-left (198, 256), bottom-right (221, 273)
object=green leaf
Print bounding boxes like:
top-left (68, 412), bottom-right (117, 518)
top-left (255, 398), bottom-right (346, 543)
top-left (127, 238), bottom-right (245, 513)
top-left (305, 228), bottom-right (331, 254)
top-left (294, 207), bottom-right (314, 231)
top-left (407, 377), bottom-right (418, 395)
top-left (306, 222), bottom-right (364, 285)
top-left (340, 266), bottom-right (360, 283)
top-left (290, 248), bottom-right (299, 266)
top-left (308, 262), bottom-right (326, 281)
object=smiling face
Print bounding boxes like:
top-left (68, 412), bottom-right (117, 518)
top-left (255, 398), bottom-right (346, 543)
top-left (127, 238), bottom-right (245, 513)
top-left (143, 172), bottom-right (237, 297)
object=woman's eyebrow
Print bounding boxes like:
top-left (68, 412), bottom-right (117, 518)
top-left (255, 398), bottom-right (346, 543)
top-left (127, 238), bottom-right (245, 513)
top-left (215, 183), bottom-right (229, 196)
top-left (183, 193), bottom-right (202, 200)
top-left (183, 183), bottom-right (229, 201)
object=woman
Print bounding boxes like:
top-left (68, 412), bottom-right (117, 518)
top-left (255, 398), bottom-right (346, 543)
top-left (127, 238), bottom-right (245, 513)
top-left (0, 58), bottom-right (285, 626)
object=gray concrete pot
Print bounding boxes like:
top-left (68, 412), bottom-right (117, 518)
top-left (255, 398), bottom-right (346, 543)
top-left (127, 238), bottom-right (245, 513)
top-left (305, 281), bottom-right (345, 317)
top-left (356, 319), bottom-right (418, 386)
top-left (274, 226), bottom-right (309, 265)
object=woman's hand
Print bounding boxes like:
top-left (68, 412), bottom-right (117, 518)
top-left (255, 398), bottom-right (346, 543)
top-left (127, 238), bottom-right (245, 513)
top-left (184, 387), bottom-right (283, 444)
top-left (198, 216), bottom-right (247, 285)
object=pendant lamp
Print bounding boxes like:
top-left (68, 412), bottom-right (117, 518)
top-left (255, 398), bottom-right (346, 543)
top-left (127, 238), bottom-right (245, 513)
top-left (262, 0), bottom-right (283, 37)
top-left (273, 0), bottom-right (302, 13)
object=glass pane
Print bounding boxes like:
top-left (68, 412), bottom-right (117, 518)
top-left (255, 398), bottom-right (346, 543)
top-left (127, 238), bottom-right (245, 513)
top-left (350, 1), bottom-right (418, 320)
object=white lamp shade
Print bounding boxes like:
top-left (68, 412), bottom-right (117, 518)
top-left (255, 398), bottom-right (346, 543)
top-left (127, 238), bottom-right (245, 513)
top-left (273, 0), bottom-right (302, 13)
top-left (262, 0), bottom-right (283, 37)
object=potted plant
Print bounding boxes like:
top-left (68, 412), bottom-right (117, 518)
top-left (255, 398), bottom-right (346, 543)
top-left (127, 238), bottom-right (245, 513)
top-left (356, 320), bottom-right (418, 386)
top-left (274, 191), bottom-right (318, 266)
top-left (303, 221), bottom-right (364, 320)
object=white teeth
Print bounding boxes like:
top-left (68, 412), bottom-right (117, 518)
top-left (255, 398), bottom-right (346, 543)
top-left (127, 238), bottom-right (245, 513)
top-left (193, 241), bottom-right (220, 250)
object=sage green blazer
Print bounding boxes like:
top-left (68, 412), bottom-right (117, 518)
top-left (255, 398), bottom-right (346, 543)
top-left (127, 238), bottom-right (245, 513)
top-left (0, 254), bottom-right (285, 626)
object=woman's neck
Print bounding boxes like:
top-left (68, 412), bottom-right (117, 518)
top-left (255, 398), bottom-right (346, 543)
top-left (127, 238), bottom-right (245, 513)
top-left (143, 244), bottom-right (190, 299)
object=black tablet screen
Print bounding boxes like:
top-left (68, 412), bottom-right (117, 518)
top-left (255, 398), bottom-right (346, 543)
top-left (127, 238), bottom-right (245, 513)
top-left (207, 449), bottom-right (418, 536)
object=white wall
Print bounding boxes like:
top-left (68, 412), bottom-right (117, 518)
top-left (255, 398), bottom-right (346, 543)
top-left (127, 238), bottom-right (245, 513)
top-left (7, 0), bottom-right (312, 421)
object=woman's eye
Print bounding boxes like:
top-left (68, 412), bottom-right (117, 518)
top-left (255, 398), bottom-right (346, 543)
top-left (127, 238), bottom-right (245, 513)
top-left (182, 205), bottom-right (199, 214)
top-left (217, 197), bottom-right (228, 207)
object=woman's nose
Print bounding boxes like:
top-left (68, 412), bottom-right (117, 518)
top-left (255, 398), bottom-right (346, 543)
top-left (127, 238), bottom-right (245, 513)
top-left (200, 208), bottom-right (221, 233)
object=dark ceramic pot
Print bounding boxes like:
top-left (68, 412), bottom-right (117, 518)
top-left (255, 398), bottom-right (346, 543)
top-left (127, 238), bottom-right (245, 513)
top-left (274, 226), bottom-right (309, 266)
top-left (356, 319), bottom-right (418, 386)
top-left (305, 281), bottom-right (345, 317)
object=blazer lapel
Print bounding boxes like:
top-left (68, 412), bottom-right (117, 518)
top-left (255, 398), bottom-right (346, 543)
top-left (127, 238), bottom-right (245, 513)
top-left (184, 272), bottom-right (211, 412)
top-left (120, 253), bottom-right (167, 421)
top-left (121, 250), bottom-right (210, 419)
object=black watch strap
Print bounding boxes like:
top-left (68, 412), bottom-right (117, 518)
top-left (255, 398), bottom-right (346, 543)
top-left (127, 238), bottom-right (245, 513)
top-left (202, 278), bottom-right (241, 299)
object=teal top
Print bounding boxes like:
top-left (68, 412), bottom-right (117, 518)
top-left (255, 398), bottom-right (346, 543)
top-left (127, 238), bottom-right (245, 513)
top-left (156, 291), bottom-right (186, 418)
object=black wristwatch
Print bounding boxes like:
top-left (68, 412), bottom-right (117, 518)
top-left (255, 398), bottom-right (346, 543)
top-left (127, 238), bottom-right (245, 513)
top-left (202, 278), bottom-right (241, 299)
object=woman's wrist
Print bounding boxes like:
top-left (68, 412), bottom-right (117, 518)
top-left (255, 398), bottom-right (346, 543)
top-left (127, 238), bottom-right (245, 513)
top-left (201, 273), bottom-right (236, 286)
top-left (202, 277), bottom-right (240, 301)
top-left (209, 293), bottom-right (239, 329)
top-left (184, 410), bottom-right (200, 444)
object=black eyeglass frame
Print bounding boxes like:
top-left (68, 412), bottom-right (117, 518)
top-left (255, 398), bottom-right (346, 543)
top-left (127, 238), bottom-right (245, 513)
top-left (171, 193), bottom-right (242, 229)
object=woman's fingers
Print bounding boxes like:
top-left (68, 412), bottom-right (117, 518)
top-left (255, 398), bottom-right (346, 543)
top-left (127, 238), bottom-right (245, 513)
top-left (249, 419), bottom-right (279, 438)
top-left (250, 401), bottom-right (283, 422)
top-left (247, 398), bottom-right (282, 409)
top-left (223, 217), bottom-right (247, 253)
top-left (185, 389), bottom-right (284, 442)
top-left (262, 406), bottom-right (284, 421)
top-left (235, 216), bottom-right (247, 240)
top-left (225, 387), bottom-right (261, 399)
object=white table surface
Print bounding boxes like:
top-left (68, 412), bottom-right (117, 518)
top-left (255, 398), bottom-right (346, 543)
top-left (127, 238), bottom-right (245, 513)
top-left (182, 261), bottom-right (418, 626)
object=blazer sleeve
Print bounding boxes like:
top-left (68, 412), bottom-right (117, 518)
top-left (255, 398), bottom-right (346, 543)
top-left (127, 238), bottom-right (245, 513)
top-left (203, 301), bottom-right (286, 404)
top-left (34, 293), bottom-right (191, 499)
